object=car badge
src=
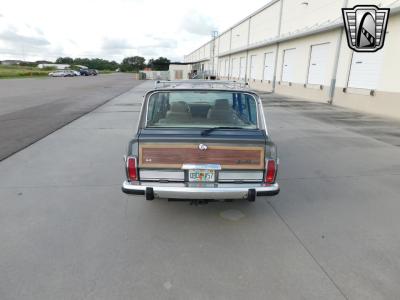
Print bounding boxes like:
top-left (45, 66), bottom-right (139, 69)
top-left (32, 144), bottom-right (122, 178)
top-left (198, 144), bottom-right (208, 151)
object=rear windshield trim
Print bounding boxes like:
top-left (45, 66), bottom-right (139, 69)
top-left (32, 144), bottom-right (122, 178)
top-left (144, 90), bottom-right (260, 129)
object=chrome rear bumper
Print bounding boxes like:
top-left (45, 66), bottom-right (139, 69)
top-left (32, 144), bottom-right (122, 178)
top-left (122, 181), bottom-right (280, 200)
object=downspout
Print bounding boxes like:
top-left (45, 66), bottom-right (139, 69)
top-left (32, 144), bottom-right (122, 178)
top-left (272, 0), bottom-right (284, 92)
top-left (244, 18), bottom-right (252, 83)
top-left (228, 29), bottom-right (233, 80)
top-left (329, 0), bottom-right (349, 104)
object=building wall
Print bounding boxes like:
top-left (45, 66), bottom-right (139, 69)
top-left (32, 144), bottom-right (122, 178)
top-left (249, 2), bottom-right (280, 45)
top-left (184, 1), bottom-right (400, 119)
top-left (169, 64), bottom-right (190, 80)
top-left (231, 20), bottom-right (250, 50)
top-left (280, 0), bottom-right (342, 35)
top-left (333, 13), bottom-right (400, 119)
top-left (218, 32), bottom-right (231, 54)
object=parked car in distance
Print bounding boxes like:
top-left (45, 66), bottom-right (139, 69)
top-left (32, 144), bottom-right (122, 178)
top-left (122, 80), bottom-right (280, 203)
top-left (48, 70), bottom-right (74, 77)
top-left (79, 69), bottom-right (98, 76)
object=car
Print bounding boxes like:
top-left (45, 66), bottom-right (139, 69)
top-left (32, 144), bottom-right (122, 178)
top-left (48, 70), bottom-right (74, 77)
top-left (72, 70), bottom-right (81, 76)
top-left (121, 80), bottom-right (279, 203)
top-left (79, 69), bottom-right (98, 76)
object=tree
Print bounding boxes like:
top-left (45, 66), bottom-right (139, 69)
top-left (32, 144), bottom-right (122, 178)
top-left (147, 57), bottom-right (170, 71)
top-left (55, 57), bottom-right (74, 64)
top-left (120, 56), bottom-right (146, 72)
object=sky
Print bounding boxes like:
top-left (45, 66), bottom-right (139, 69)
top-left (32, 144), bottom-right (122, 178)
top-left (0, 0), bottom-right (268, 63)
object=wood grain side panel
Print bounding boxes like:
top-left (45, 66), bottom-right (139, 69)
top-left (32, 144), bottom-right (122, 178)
top-left (139, 143), bottom-right (264, 170)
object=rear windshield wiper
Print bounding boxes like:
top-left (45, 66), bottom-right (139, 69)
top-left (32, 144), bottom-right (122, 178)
top-left (201, 126), bottom-right (244, 136)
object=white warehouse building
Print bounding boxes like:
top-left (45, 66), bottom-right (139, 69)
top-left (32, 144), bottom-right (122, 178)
top-left (184, 0), bottom-right (400, 120)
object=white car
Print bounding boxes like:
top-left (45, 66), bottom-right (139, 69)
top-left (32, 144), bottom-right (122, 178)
top-left (48, 70), bottom-right (74, 77)
top-left (72, 70), bottom-right (81, 76)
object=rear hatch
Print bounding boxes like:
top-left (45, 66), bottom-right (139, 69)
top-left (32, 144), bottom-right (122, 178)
top-left (138, 128), bottom-right (266, 183)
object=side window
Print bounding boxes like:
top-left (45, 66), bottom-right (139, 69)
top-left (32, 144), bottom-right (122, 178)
top-left (247, 95), bottom-right (257, 123)
top-left (147, 93), bottom-right (169, 125)
top-left (231, 94), bottom-right (256, 124)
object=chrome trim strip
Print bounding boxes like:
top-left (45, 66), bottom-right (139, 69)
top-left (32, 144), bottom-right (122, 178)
top-left (218, 171), bottom-right (263, 181)
top-left (181, 163), bottom-right (222, 170)
top-left (139, 170), bottom-right (184, 181)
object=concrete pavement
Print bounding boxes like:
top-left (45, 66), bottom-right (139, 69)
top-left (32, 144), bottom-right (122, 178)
top-left (0, 81), bottom-right (399, 299)
top-left (0, 74), bottom-right (140, 161)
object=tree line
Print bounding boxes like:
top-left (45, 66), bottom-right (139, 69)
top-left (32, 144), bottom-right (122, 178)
top-left (55, 56), bottom-right (170, 72)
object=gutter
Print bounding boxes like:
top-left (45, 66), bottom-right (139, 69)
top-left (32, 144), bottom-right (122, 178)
top-left (218, 4), bottom-right (400, 58)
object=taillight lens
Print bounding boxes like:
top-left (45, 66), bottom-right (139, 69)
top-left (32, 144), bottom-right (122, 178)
top-left (126, 156), bottom-right (138, 181)
top-left (265, 159), bottom-right (276, 184)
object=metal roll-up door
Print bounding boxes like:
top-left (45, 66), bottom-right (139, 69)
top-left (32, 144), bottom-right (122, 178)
top-left (282, 48), bottom-right (295, 82)
top-left (348, 51), bottom-right (384, 89)
top-left (249, 55), bottom-right (257, 80)
top-left (239, 57), bottom-right (246, 80)
top-left (307, 43), bottom-right (330, 85)
top-left (263, 52), bottom-right (274, 81)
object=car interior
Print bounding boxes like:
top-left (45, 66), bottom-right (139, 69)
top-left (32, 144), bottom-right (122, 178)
top-left (147, 92), bottom-right (257, 127)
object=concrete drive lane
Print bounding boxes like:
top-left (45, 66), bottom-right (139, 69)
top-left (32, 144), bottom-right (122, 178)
top-left (0, 74), bottom-right (140, 161)
top-left (0, 82), bottom-right (399, 299)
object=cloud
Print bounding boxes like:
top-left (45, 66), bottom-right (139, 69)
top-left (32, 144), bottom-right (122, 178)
top-left (181, 11), bottom-right (217, 36)
top-left (102, 38), bottom-right (133, 51)
top-left (0, 27), bottom-right (50, 46)
top-left (154, 38), bottom-right (177, 49)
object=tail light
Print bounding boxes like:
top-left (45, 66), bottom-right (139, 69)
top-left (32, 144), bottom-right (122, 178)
top-left (126, 156), bottom-right (138, 181)
top-left (265, 159), bottom-right (277, 184)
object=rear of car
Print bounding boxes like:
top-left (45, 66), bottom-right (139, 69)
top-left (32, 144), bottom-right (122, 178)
top-left (122, 84), bottom-right (279, 202)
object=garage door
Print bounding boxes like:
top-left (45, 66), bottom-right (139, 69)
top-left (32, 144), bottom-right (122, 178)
top-left (239, 57), bottom-right (246, 80)
top-left (307, 43), bottom-right (330, 85)
top-left (348, 51), bottom-right (384, 89)
top-left (281, 48), bottom-right (295, 82)
top-left (231, 58), bottom-right (237, 78)
top-left (263, 52), bottom-right (274, 81)
top-left (249, 55), bottom-right (257, 80)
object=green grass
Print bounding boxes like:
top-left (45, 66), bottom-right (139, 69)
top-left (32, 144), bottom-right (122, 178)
top-left (0, 65), bottom-right (50, 78)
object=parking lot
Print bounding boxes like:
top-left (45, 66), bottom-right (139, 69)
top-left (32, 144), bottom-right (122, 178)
top-left (0, 73), bottom-right (139, 161)
top-left (0, 80), bottom-right (400, 299)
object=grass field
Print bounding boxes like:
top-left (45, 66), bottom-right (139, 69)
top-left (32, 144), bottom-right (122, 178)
top-left (0, 65), bottom-right (50, 78)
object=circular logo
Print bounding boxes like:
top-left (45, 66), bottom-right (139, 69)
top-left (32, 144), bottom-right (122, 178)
top-left (198, 144), bottom-right (208, 151)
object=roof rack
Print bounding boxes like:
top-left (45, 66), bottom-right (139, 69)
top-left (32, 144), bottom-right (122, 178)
top-left (154, 80), bottom-right (249, 90)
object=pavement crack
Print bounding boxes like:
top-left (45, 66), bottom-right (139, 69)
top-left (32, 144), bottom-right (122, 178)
top-left (267, 200), bottom-right (349, 300)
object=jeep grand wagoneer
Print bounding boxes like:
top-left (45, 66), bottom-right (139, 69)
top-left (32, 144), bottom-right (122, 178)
top-left (122, 80), bottom-right (279, 202)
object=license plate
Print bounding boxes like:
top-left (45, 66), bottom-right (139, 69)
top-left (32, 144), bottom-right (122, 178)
top-left (188, 169), bottom-right (215, 182)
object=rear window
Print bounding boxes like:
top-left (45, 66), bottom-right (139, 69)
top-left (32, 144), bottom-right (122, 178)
top-left (146, 91), bottom-right (258, 128)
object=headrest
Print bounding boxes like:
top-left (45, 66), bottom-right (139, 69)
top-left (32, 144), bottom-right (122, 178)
top-left (170, 101), bottom-right (189, 113)
top-left (214, 99), bottom-right (230, 110)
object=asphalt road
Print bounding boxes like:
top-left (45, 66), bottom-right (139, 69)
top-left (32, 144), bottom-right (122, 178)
top-left (0, 74), bottom-right (141, 161)
top-left (0, 81), bottom-right (400, 299)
